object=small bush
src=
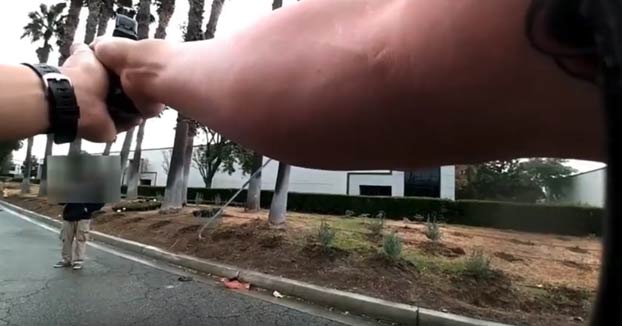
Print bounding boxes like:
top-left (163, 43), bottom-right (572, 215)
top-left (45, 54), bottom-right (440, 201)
top-left (155, 193), bottom-right (163, 202)
top-left (367, 217), bottom-right (384, 237)
top-left (383, 232), bottom-right (403, 260)
top-left (195, 193), bottom-right (204, 205)
top-left (463, 248), bottom-right (493, 279)
top-left (424, 219), bottom-right (442, 242)
top-left (318, 220), bottom-right (336, 248)
top-left (112, 201), bottom-right (161, 212)
top-left (344, 210), bottom-right (355, 217)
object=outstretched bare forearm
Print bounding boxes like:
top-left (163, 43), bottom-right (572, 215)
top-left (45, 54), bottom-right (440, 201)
top-left (99, 0), bottom-right (605, 170)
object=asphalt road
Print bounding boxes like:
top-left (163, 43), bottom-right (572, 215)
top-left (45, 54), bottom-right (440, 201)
top-left (0, 209), bottom-right (366, 326)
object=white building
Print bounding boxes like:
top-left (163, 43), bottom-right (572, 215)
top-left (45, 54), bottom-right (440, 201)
top-left (120, 147), bottom-right (456, 200)
top-left (557, 167), bottom-right (606, 208)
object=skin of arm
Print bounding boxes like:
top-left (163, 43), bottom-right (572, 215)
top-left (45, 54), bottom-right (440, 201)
top-left (0, 45), bottom-right (140, 143)
top-left (94, 0), bottom-right (605, 170)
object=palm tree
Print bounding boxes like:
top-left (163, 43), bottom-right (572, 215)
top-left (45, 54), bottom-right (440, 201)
top-left (246, 153), bottom-right (263, 211)
top-left (154, 0), bottom-right (175, 39)
top-left (163, 0), bottom-right (226, 210)
top-left (125, 0), bottom-right (152, 199)
top-left (268, 162), bottom-right (290, 227)
top-left (57, 0), bottom-right (82, 66)
top-left (68, 0), bottom-right (104, 156)
top-left (21, 2), bottom-right (67, 195)
top-left (97, 0), bottom-right (115, 36)
top-left (267, 0), bottom-right (291, 227)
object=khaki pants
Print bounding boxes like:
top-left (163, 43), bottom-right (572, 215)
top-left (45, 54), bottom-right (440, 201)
top-left (60, 220), bottom-right (90, 263)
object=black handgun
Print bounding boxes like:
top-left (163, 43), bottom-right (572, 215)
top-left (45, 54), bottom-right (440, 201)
top-left (106, 12), bottom-right (141, 128)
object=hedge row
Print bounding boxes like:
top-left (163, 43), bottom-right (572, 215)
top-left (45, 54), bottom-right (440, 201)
top-left (127, 186), bottom-right (604, 236)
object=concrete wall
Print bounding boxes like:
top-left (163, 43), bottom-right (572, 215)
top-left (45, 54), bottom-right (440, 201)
top-left (118, 147), bottom-right (455, 199)
top-left (559, 168), bottom-right (606, 208)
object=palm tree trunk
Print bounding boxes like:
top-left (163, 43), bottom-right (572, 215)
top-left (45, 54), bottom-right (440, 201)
top-left (125, 0), bottom-right (151, 197)
top-left (97, 0), bottom-right (114, 36)
top-left (126, 121), bottom-right (146, 199)
top-left (204, 0), bottom-right (224, 39)
top-left (162, 114), bottom-right (189, 210)
top-left (266, 0), bottom-right (288, 226)
top-left (58, 0), bottom-right (82, 66)
top-left (20, 137), bottom-right (34, 194)
top-left (66, 0), bottom-right (98, 154)
top-left (120, 128), bottom-right (135, 181)
top-left (246, 153), bottom-right (263, 211)
top-left (36, 45), bottom-right (52, 196)
top-left (103, 142), bottom-right (113, 155)
top-left (181, 130), bottom-right (194, 204)
top-left (68, 138), bottom-right (81, 155)
top-left (155, 0), bottom-right (175, 39)
top-left (84, 0), bottom-right (102, 44)
top-left (268, 162), bottom-right (291, 227)
top-left (38, 135), bottom-right (54, 197)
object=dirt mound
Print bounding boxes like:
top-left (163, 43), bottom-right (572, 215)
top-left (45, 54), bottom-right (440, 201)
top-left (509, 238), bottom-right (535, 246)
top-left (562, 260), bottom-right (592, 271)
top-left (419, 241), bottom-right (466, 258)
top-left (451, 271), bottom-right (514, 308)
top-left (122, 217), bottom-right (144, 225)
top-left (451, 231), bottom-right (473, 239)
top-left (566, 246), bottom-right (589, 254)
top-left (176, 224), bottom-right (201, 235)
top-left (148, 220), bottom-right (172, 230)
top-left (494, 252), bottom-right (524, 263)
top-left (301, 243), bottom-right (350, 262)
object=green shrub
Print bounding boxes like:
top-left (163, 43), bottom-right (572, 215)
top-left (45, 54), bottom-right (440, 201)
top-left (367, 216), bottom-right (384, 237)
top-left (112, 201), bottom-right (161, 212)
top-left (195, 193), bottom-right (204, 205)
top-left (383, 233), bottom-right (403, 260)
top-left (463, 248), bottom-right (492, 279)
top-left (424, 219), bottom-right (442, 242)
top-left (155, 193), bottom-right (163, 202)
top-left (318, 220), bottom-right (336, 248)
top-left (134, 186), bottom-right (604, 236)
top-left (214, 194), bottom-right (222, 206)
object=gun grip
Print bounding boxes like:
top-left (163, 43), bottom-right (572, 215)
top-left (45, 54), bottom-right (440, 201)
top-left (106, 13), bottom-right (141, 129)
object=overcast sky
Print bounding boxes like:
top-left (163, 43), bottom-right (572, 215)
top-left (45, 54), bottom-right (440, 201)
top-left (0, 0), bottom-right (606, 173)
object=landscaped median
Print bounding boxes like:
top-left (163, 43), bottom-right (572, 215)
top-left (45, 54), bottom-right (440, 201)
top-left (1, 194), bottom-right (599, 326)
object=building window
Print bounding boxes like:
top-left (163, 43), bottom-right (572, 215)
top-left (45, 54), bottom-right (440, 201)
top-left (404, 168), bottom-right (441, 198)
top-left (140, 179), bottom-right (152, 186)
top-left (360, 185), bottom-right (392, 196)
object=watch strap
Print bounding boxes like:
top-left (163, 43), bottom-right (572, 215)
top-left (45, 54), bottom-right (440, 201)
top-left (22, 63), bottom-right (80, 144)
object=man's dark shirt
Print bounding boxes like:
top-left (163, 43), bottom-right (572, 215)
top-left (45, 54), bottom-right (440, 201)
top-left (62, 203), bottom-right (105, 221)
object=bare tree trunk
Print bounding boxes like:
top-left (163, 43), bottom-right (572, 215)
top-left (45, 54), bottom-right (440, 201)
top-left (21, 137), bottom-right (34, 194)
top-left (268, 162), bottom-right (291, 227)
top-left (120, 128), bottom-right (135, 182)
top-left (38, 135), bottom-right (54, 197)
top-left (125, 0), bottom-right (151, 198)
top-left (204, 0), bottom-right (224, 39)
top-left (68, 138), bottom-right (81, 155)
top-left (181, 131), bottom-right (194, 204)
top-left (162, 115), bottom-right (189, 210)
top-left (126, 121), bottom-right (146, 199)
top-left (84, 0), bottom-right (102, 44)
top-left (58, 0), bottom-right (82, 66)
top-left (103, 142), bottom-right (113, 156)
top-left (155, 0), bottom-right (176, 39)
top-left (246, 153), bottom-right (263, 211)
top-left (97, 0), bottom-right (114, 36)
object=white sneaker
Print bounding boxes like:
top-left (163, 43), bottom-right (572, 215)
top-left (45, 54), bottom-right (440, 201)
top-left (72, 261), bottom-right (84, 270)
top-left (53, 261), bottom-right (71, 268)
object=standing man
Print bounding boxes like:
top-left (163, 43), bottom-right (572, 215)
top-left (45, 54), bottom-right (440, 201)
top-left (53, 203), bottom-right (105, 270)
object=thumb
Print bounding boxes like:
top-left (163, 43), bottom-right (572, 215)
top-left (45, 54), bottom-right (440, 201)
top-left (92, 37), bottom-right (135, 75)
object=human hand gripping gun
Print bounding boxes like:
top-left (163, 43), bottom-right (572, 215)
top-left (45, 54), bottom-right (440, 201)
top-left (46, 9), bottom-right (140, 205)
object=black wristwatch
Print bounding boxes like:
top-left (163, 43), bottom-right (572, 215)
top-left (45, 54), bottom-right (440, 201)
top-left (22, 63), bottom-right (80, 144)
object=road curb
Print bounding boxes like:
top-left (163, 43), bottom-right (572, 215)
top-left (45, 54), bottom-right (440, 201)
top-left (0, 199), bottom-right (512, 326)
